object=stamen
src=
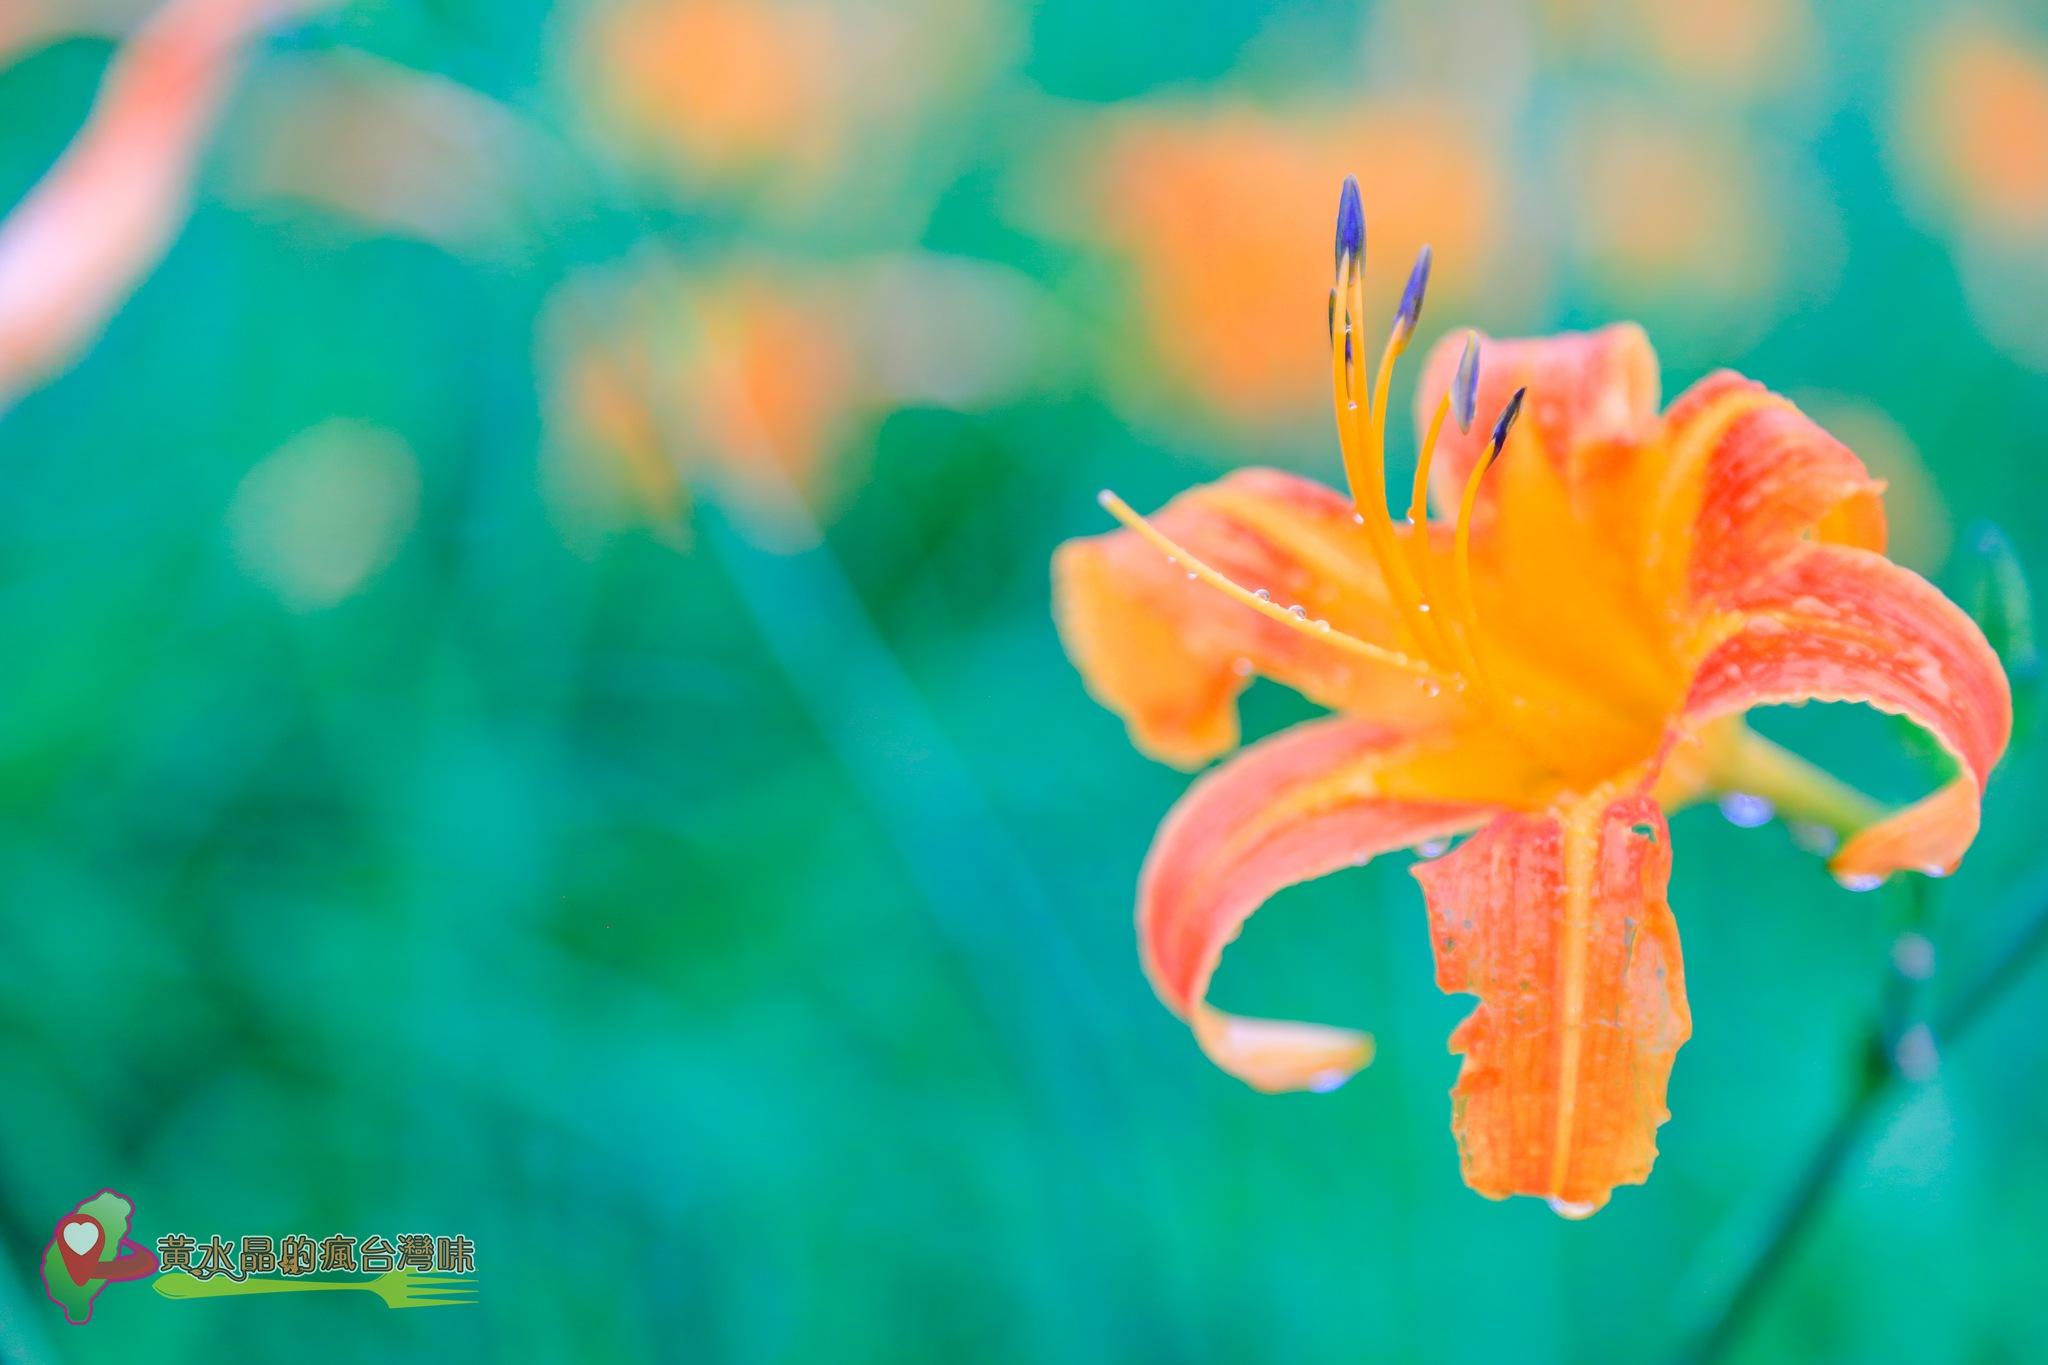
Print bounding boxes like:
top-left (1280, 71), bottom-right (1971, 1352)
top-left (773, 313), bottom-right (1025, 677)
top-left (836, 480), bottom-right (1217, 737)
top-left (1451, 330), bottom-right (1480, 433)
top-left (1407, 336), bottom-right (1484, 685)
top-left (1392, 244), bottom-right (1431, 343)
top-left (1405, 388), bottom-right (1484, 686)
top-left (1360, 254), bottom-right (1453, 661)
top-left (1488, 386), bottom-right (1526, 458)
top-left (1412, 330), bottom-right (1478, 525)
top-left (1333, 175), bottom-right (1365, 277)
top-left (1451, 386), bottom-right (1529, 675)
top-left (1096, 490), bottom-right (1442, 680)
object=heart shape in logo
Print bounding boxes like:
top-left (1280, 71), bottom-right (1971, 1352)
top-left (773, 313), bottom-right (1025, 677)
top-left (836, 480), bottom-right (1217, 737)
top-left (60, 1218), bottom-right (98, 1256)
top-left (57, 1217), bottom-right (104, 1285)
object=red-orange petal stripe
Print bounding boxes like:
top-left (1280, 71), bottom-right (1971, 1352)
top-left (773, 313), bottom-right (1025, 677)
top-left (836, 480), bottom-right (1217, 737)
top-left (1649, 372), bottom-right (1889, 605)
top-left (1139, 716), bottom-right (1487, 1092)
top-left (1053, 468), bottom-right (1434, 768)
top-left (1415, 324), bottom-right (1661, 519)
top-left (1413, 794), bottom-right (1690, 1215)
top-left (1685, 543), bottom-right (2011, 879)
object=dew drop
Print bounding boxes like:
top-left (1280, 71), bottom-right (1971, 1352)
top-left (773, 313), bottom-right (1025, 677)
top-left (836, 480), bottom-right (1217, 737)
top-left (1835, 872), bottom-right (1883, 893)
top-left (1308, 1069), bottom-right (1352, 1094)
top-left (1230, 657), bottom-right (1254, 677)
top-left (1718, 792), bottom-right (1774, 829)
top-left (1415, 837), bottom-right (1451, 859)
top-left (1315, 619), bottom-right (1331, 632)
top-left (1253, 587), bottom-right (1272, 601)
top-left (1919, 863), bottom-right (1952, 880)
top-left (1288, 604), bottom-right (1309, 619)
top-left (1186, 571), bottom-right (1198, 581)
top-left (1417, 602), bottom-right (1431, 613)
top-left (1891, 932), bottom-right (1935, 982)
top-left (1893, 1023), bottom-right (1939, 1083)
top-left (1546, 1197), bottom-right (1599, 1221)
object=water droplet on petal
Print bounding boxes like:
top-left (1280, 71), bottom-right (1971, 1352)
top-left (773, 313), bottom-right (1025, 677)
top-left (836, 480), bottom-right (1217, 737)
top-left (1546, 1197), bottom-right (1599, 1221)
top-left (1415, 837), bottom-right (1451, 858)
top-left (1718, 792), bottom-right (1774, 829)
top-left (1231, 657), bottom-right (1254, 677)
top-left (1314, 619), bottom-right (1331, 632)
top-left (1308, 1069), bottom-right (1351, 1094)
top-left (1253, 587), bottom-right (1271, 601)
top-left (1289, 604), bottom-right (1309, 619)
top-left (1186, 571), bottom-right (1198, 581)
top-left (1835, 871), bottom-right (1884, 893)
top-left (1919, 863), bottom-right (1952, 880)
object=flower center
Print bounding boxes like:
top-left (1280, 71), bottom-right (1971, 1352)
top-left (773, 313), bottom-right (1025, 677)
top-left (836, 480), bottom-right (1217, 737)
top-left (1097, 178), bottom-right (1697, 796)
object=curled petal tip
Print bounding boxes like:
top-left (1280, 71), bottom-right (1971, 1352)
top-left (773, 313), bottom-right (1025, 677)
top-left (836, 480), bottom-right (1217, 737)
top-left (1452, 331), bottom-right (1480, 433)
top-left (1488, 386), bottom-right (1527, 461)
top-left (1394, 244), bottom-right (1431, 334)
top-left (1333, 175), bottom-right (1365, 271)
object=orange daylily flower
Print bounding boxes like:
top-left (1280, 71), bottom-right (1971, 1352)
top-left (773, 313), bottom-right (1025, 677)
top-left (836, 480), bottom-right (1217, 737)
top-left (1052, 180), bottom-right (2011, 1215)
top-left (0, 0), bottom-right (320, 413)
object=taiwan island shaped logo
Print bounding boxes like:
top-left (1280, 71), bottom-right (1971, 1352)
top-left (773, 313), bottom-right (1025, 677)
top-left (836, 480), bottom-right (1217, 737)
top-left (40, 1190), bottom-right (159, 1324)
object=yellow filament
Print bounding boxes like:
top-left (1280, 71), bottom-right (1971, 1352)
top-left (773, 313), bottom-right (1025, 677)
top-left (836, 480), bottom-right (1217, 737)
top-left (1360, 321), bottom-right (1456, 662)
top-left (1096, 490), bottom-right (1444, 680)
top-left (1406, 392), bottom-right (1484, 683)
top-left (1449, 441), bottom-right (1496, 690)
top-left (1330, 261), bottom-right (1378, 516)
top-left (1408, 392), bottom-right (1448, 528)
top-left (1327, 266), bottom-right (1451, 663)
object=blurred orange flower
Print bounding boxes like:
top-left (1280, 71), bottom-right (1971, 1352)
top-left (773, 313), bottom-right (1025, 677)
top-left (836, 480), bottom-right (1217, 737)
top-left (540, 255), bottom-right (862, 541)
top-left (1894, 17), bottom-right (2048, 369)
top-left (1079, 101), bottom-right (1503, 429)
top-left (1052, 183), bottom-right (2009, 1214)
top-left (1562, 109), bottom-right (1777, 303)
top-left (540, 248), bottom-right (1047, 544)
top-left (568, 0), bottom-right (1004, 210)
top-left (0, 0), bottom-right (319, 414)
top-left (227, 52), bottom-right (536, 260)
top-left (1900, 16), bottom-right (2048, 237)
top-left (576, 0), bottom-right (842, 190)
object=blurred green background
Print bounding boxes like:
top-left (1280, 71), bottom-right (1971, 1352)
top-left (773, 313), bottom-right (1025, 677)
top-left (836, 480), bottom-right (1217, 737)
top-left (0, 0), bottom-right (2045, 1360)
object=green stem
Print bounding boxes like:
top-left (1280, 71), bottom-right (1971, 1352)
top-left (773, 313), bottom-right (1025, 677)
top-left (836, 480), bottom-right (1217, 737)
top-left (1683, 1046), bottom-right (1889, 1365)
top-left (1686, 875), bottom-right (2044, 1363)
top-left (1710, 727), bottom-right (1887, 838)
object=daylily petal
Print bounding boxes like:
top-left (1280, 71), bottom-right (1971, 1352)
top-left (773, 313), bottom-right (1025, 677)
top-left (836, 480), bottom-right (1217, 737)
top-left (1415, 323), bottom-right (1661, 519)
top-left (1647, 371), bottom-right (1889, 606)
top-left (1413, 794), bottom-right (1690, 1214)
top-left (0, 0), bottom-right (310, 412)
top-left (1685, 543), bottom-right (2011, 879)
top-left (1052, 468), bottom-right (1438, 767)
top-left (1139, 715), bottom-right (1494, 1092)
